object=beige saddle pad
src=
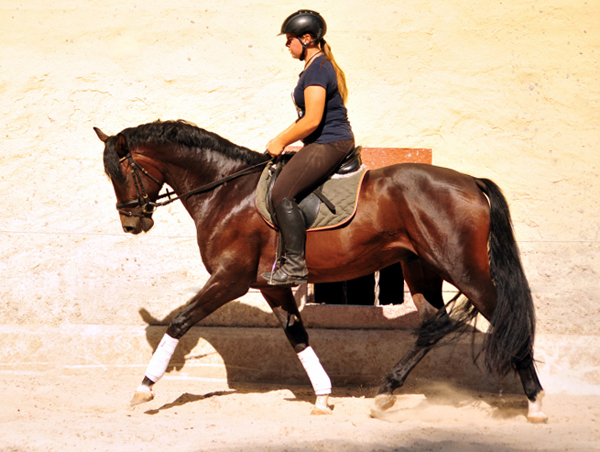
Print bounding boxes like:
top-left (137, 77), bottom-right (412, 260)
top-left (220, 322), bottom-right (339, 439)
top-left (255, 163), bottom-right (368, 231)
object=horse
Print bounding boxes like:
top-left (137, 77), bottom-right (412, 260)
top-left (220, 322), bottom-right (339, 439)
top-left (94, 120), bottom-right (547, 423)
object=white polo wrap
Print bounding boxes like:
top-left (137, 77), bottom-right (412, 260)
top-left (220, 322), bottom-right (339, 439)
top-left (145, 334), bottom-right (179, 383)
top-left (297, 346), bottom-right (331, 396)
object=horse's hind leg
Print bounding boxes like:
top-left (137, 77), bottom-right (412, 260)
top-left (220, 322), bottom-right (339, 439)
top-left (261, 286), bottom-right (333, 415)
top-left (444, 248), bottom-right (547, 422)
top-left (374, 258), bottom-right (447, 412)
top-left (439, 235), bottom-right (547, 422)
top-left (516, 354), bottom-right (547, 423)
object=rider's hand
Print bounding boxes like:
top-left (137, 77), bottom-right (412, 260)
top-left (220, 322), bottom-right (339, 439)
top-left (266, 139), bottom-right (285, 157)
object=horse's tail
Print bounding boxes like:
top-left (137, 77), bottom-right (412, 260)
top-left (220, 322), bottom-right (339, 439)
top-left (475, 177), bottom-right (536, 376)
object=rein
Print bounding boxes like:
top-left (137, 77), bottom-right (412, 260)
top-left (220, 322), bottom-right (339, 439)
top-left (117, 152), bottom-right (272, 217)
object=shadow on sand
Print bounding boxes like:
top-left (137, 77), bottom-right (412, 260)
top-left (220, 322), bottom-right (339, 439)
top-left (137, 301), bottom-right (528, 419)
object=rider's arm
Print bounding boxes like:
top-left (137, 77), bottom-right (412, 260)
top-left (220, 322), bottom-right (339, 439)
top-left (267, 85), bottom-right (326, 156)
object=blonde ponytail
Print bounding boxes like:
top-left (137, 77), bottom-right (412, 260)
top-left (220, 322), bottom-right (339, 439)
top-left (320, 40), bottom-right (348, 105)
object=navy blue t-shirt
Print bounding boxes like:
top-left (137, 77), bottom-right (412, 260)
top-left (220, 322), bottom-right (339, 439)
top-left (293, 55), bottom-right (354, 144)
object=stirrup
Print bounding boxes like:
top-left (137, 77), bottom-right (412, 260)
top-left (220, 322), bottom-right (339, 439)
top-left (261, 268), bottom-right (307, 287)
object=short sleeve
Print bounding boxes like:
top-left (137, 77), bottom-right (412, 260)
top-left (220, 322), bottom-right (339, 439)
top-left (302, 63), bottom-right (329, 89)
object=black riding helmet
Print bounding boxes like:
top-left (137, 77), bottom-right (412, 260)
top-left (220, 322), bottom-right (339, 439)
top-left (280, 10), bottom-right (327, 61)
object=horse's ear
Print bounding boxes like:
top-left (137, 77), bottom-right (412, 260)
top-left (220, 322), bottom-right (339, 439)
top-left (93, 127), bottom-right (109, 143)
top-left (114, 133), bottom-right (129, 158)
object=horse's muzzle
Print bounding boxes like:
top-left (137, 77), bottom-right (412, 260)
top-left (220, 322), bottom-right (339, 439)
top-left (120, 214), bottom-right (154, 234)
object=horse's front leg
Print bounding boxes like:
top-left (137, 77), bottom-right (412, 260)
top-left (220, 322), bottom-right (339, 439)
top-left (261, 286), bottom-right (333, 415)
top-left (131, 271), bottom-right (251, 406)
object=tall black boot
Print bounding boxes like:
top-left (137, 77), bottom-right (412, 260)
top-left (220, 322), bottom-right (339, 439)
top-left (262, 197), bottom-right (308, 286)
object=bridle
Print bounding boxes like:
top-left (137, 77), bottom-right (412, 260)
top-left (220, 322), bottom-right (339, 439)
top-left (116, 151), bottom-right (272, 217)
top-left (116, 152), bottom-right (164, 218)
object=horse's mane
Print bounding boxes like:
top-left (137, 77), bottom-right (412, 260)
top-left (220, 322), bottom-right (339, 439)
top-left (103, 120), bottom-right (269, 182)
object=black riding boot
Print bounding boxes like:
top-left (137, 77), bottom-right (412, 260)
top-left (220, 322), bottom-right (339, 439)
top-left (262, 197), bottom-right (308, 286)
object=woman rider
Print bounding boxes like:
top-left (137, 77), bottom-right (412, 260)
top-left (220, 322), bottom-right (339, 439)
top-left (262, 10), bottom-right (355, 286)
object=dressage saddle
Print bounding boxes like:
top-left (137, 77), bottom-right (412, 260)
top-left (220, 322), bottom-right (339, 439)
top-left (265, 146), bottom-right (363, 229)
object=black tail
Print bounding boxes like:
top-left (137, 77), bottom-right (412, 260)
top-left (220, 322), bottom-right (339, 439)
top-left (476, 178), bottom-right (536, 376)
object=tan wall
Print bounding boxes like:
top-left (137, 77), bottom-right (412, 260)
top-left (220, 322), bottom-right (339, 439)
top-left (1, 1), bottom-right (599, 390)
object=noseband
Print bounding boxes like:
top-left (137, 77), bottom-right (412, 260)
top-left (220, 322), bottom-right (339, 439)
top-left (116, 152), bottom-right (271, 218)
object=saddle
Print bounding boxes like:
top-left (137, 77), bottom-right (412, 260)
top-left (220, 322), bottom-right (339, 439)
top-left (256, 146), bottom-right (368, 231)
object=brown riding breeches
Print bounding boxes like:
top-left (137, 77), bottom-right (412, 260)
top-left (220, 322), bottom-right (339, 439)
top-left (271, 139), bottom-right (355, 209)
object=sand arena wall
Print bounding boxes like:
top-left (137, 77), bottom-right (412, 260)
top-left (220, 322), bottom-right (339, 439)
top-left (1, 1), bottom-right (599, 393)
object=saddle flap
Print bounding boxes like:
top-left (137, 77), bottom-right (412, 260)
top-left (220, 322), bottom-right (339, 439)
top-left (265, 159), bottom-right (321, 229)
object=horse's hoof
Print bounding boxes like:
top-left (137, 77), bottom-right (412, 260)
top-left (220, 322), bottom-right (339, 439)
top-left (130, 385), bottom-right (154, 407)
top-left (311, 405), bottom-right (333, 415)
top-left (311, 395), bottom-right (333, 415)
top-left (527, 412), bottom-right (548, 424)
top-left (373, 394), bottom-right (396, 412)
top-left (526, 392), bottom-right (548, 424)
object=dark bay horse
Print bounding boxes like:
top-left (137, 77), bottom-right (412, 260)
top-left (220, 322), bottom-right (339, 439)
top-left (94, 120), bottom-right (546, 422)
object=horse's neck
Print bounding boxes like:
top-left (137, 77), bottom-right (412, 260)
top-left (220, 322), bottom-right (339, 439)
top-left (158, 146), bottom-right (256, 214)
top-left (153, 144), bottom-right (240, 191)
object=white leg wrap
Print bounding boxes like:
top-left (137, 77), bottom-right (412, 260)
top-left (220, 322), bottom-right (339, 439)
top-left (297, 346), bottom-right (331, 396)
top-left (144, 334), bottom-right (179, 383)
